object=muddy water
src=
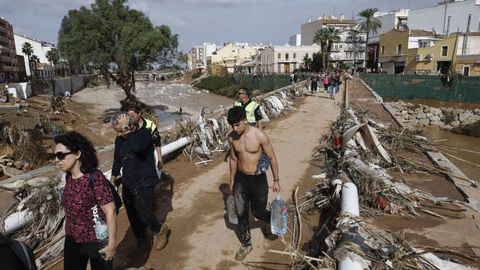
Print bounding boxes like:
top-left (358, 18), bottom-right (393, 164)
top-left (424, 127), bottom-right (480, 181)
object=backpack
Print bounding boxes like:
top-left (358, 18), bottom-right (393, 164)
top-left (0, 236), bottom-right (37, 270)
top-left (87, 171), bottom-right (122, 215)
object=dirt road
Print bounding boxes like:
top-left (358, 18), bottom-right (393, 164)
top-left (110, 90), bottom-right (341, 270)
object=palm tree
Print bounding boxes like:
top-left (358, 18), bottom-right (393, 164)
top-left (325, 27), bottom-right (341, 69)
top-left (46, 49), bottom-right (59, 76)
top-left (21, 42), bottom-right (34, 77)
top-left (357, 8), bottom-right (382, 66)
top-left (313, 26), bottom-right (341, 70)
top-left (30, 55), bottom-right (40, 78)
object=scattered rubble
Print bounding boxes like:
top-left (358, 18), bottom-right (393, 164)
top-left (387, 101), bottom-right (480, 133)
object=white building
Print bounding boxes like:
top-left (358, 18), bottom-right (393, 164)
top-left (289, 34), bottom-right (301, 46)
top-left (202, 42), bottom-right (217, 68)
top-left (258, 45), bottom-right (321, 73)
top-left (14, 34), bottom-right (55, 77)
top-left (369, 9), bottom-right (409, 42)
top-left (301, 15), bottom-right (357, 46)
top-left (408, 0), bottom-right (480, 37)
top-left (330, 30), bottom-right (367, 68)
top-left (300, 15), bottom-right (366, 67)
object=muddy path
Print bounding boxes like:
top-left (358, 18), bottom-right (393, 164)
top-left (109, 90), bottom-right (341, 269)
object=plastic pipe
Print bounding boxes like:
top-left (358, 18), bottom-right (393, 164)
top-left (339, 182), bottom-right (362, 270)
top-left (4, 210), bottom-right (33, 235)
top-left (341, 182), bottom-right (359, 216)
top-left (160, 137), bottom-right (193, 156)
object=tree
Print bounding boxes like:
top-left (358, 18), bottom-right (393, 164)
top-left (357, 8), bottom-right (382, 67)
top-left (313, 26), bottom-right (341, 70)
top-left (177, 51), bottom-right (188, 70)
top-left (21, 42), bottom-right (34, 77)
top-left (58, 0), bottom-right (178, 101)
top-left (302, 55), bottom-right (312, 71)
top-left (46, 48), bottom-right (60, 70)
top-left (30, 55), bottom-right (40, 77)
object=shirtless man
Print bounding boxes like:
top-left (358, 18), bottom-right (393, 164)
top-left (227, 106), bottom-right (280, 261)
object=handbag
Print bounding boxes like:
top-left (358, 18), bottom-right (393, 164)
top-left (88, 170), bottom-right (122, 215)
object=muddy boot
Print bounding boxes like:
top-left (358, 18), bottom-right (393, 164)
top-left (235, 244), bottom-right (252, 261)
top-left (153, 224), bottom-right (169, 251)
top-left (261, 222), bottom-right (278, 241)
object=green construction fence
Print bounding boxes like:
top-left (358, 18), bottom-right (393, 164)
top-left (359, 73), bottom-right (480, 103)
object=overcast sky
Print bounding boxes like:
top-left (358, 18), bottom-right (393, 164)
top-left (1, 0), bottom-right (441, 52)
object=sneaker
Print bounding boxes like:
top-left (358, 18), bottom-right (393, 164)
top-left (261, 222), bottom-right (278, 241)
top-left (235, 244), bottom-right (252, 261)
top-left (153, 224), bottom-right (168, 250)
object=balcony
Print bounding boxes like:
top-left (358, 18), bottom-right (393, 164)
top-left (344, 45), bottom-right (366, 52)
top-left (345, 37), bottom-right (366, 43)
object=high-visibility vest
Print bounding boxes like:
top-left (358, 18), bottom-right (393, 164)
top-left (234, 100), bottom-right (259, 124)
top-left (144, 118), bottom-right (157, 134)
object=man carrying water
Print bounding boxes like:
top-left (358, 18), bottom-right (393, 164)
top-left (227, 106), bottom-right (281, 261)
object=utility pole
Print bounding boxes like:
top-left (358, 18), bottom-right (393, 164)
top-left (442, 0), bottom-right (448, 35)
top-left (462, 14), bottom-right (472, 55)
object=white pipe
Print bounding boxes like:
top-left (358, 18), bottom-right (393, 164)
top-left (341, 182), bottom-right (359, 216)
top-left (161, 137), bottom-right (193, 156)
top-left (339, 182), bottom-right (362, 270)
top-left (4, 210), bottom-right (33, 235)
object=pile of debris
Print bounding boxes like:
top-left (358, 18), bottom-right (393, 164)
top-left (282, 108), bottom-right (480, 269)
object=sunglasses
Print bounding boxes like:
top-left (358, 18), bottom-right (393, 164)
top-left (55, 151), bottom-right (73, 160)
top-left (238, 92), bottom-right (246, 95)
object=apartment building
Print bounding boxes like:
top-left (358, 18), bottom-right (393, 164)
top-left (258, 45), bottom-right (321, 74)
top-left (0, 17), bottom-right (21, 83)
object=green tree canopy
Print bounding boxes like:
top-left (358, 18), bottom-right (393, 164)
top-left (357, 7), bottom-right (382, 67)
top-left (46, 48), bottom-right (60, 68)
top-left (58, 0), bottom-right (178, 100)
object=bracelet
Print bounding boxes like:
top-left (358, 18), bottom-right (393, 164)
top-left (273, 179), bottom-right (280, 182)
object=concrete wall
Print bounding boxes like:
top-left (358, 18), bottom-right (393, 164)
top-left (30, 75), bottom-right (88, 96)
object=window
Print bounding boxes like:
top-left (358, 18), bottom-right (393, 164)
top-left (441, 46), bottom-right (448, 56)
top-left (285, 53), bottom-right (289, 61)
top-left (397, 44), bottom-right (402, 55)
top-left (293, 53), bottom-right (296, 59)
top-left (278, 53), bottom-right (281, 59)
top-left (381, 46), bottom-right (385, 55)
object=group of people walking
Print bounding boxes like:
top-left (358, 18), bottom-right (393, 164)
top-left (48, 86), bottom-right (283, 269)
top-left (310, 70), bottom-right (341, 99)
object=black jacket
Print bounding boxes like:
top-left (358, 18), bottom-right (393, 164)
top-left (112, 125), bottom-right (159, 188)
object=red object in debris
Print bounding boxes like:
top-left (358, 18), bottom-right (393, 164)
top-left (374, 196), bottom-right (390, 209)
top-left (333, 134), bottom-right (341, 148)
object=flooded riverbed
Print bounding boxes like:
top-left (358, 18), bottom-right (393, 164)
top-left (424, 127), bottom-right (480, 181)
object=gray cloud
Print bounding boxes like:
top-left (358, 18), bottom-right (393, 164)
top-left (0, 0), bottom-right (440, 52)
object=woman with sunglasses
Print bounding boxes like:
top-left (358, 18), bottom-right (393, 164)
top-left (54, 131), bottom-right (116, 270)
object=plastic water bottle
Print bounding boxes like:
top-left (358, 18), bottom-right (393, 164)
top-left (94, 217), bottom-right (108, 245)
top-left (270, 193), bottom-right (288, 236)
top-left (226, 195), bottom-right (238, 225)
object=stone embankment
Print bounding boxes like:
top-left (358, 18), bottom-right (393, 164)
top-left (387, 101), bottom-right (480, 130)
